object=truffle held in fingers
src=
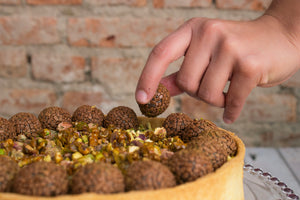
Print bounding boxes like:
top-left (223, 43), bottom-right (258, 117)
top-left (138, 83), bottom-right (170, 117)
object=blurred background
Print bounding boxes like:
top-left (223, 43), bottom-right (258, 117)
top-left (0, 0), bottom-right (299, 147)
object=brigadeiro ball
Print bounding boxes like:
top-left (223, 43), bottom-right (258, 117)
top-left (181, 118), bottom-right (220, 143)
top-left (9, 112), bottom-right (42, 138)
top-left (167, 149), bottom-right (213, 184)
top-left (193, 119), bottom-right (217, 131)
top-left (38, 106), bottom-right (72, 130)
top-left (0, 117), bottom-right (15, 141)
top-left (104, 106), bottom-right (139, 130)
top-left (138, 83), bottom-right (170, 117)
top-left (181, 123), bottom-right (203, 143)
top-left (162, 113), bottom-right (193, 137)
top-left (72, 105), bottom-right (105, 126)
top-left (0, 156), bottom-right (19, 192)
top-left (13, 162), bottom-right (68, 196)
top-left (71, 162), bottom-right (124, 194)
top-left (201, 129), bottom-right (237, 156)
top-left (125, 160), bottom-right (176, 191)
top-left (186, 138), bottom-right (228, 170)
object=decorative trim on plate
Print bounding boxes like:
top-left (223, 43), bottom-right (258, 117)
top-left (244, 164), bottom-right (299, 200)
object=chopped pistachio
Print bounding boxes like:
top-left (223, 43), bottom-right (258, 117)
top-left (72, 152), bottom-right (83, 160)
top-left (43, 154), bottom-right (51, 162)
top-left (76, 138), bottom-right (83, 143)
top-left (128, 146), bottom-right (140, 153)
top-left (0, 148), bottom-right (6, 155)
top-left (55, 152), bottom-right (63, 163)
top-left (82, 135), bottom-right (88, 143)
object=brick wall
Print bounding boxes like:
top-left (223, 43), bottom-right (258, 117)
top-left (0, 0), bottom-right (299, 147)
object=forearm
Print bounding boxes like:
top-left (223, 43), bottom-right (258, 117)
top-left (264, 0), bottom-right (300, 45)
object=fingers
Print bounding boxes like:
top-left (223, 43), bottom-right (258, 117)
top-left (196, 48), bottom-right (233, 108)
top-left (135, 21), bottom-right (193, 104)
top-left (223, 73), bottom-right (257, 123)
top-left (176, 22), bottom-right (215, 97)
top-left (160, 72), bottom-right (183, 96)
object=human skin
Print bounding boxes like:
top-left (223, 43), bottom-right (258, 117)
top-left (135, 0), bottom-right (300, 124)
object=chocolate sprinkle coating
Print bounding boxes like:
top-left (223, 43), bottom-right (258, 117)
top-left (0, 117), bottom-right (15, 141)
top-left (200, 129), bottom-right (237, 156)
top-left (9, 112), bottom-right (42, 138)
top-left (181, 123), bottom-right (203, 143)
top-left (181, 119), bottom-right (218, 142)
top-left (193, 119), bottom-right (218, 131)
top-left (138, 83), bottom-right (170, 117)
top-left (104, 106), bottom-right (139, 130)
top-left (186, 139), bottom-right (228, 170)
top-left (0, 156), bottom-right (19, 192)
top-left (125, 160), bottom-right (176, 191)
top-left (72, 105), bottom-right (105, 126)
top-left (38, 107), bottom-right (72, 130)
top-left (168, 149), bottom-right (213, 184)
top-left (71, 163), bottom-right (124, 194)
top-left (162, 113), bottom-right (193, 137)
top-left (13, 162), bottom-right (68, 196)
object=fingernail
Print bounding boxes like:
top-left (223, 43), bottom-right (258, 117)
top-left (223, 117), bottom-right (233, 124)
top-left (136, 90), bottom-right (148, 104)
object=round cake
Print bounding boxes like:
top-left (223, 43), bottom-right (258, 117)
top-left (0, 116), bottom-right (245, 200)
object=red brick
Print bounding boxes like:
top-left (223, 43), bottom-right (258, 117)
top-left (0, 16), bottom-right (59, 45)
top-left (85, 0), bottom-right (146, 6)
top-left (180, 94), bottom-right (223, 121)
top-left (277, 133), bottom-right (300, 147)
top-left (67, 17), bottom-right (183, 47)
top-left (32, 52), bottom-right (85, 83)
top-left (281, 70), bottom-right (300, 88)
top-left (62, 91), bottom-right (105, 114)
top-left (26, 0), bottom-right (82, 5)
top-left (240, 93), bottom-right (297, 122)
top-left (153, 0), bottom-right (212, 8)
top-left (0, 48), bottom-right (27, 78)
top-left (0, 0), bottom-right (21, 4)
top-left (91, 56), bottom-right (143, 94)
top-left (216, 0), bottom-right (272, 11)
top-left (0, 88), bottom-right (57, 117)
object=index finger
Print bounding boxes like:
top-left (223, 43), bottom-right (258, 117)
top-left (135, 20), bottom-right (193, 104)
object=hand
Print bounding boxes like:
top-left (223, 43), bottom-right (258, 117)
top-left (135, 15), bottom-right (300, 123)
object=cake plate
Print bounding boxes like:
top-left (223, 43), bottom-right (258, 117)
top-left (244, 164), bottom-right (299, 200)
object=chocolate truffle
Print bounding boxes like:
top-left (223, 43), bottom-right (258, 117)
top-left (193, 118), bottom-right (218, 131)
top-left (138, 83), bottom-right (170, 117)
top-left (38, 107), bottom-right (72, 130)
top-left (200, 129), bottom-right (237, 156)
top-left (9, 112), bottom-right (42, 138)
top-left (72, 105), bottom-right (105, 126)
top-left (162, 113), bottom-right (193, 137)
top-left (13, 162), bottom-right (68, 196)
top-left (186, 138), bottom-right (228, 170)
top-left (104, 106), bottom-right (139, 130)
top-left (167, 149), bottom-right (213, 184)
top-left (125, 160), bottom-right (176, 191)
top-left (180, 119), bottom-right (219, 143)
top-left (71, 162), bottom-right (124, 194)
top-left (181, 123), bottom-right (203, 143)
top-left (0, 156), bottom-right (19, 192)
top-left (0, 117), bottom-right (15, 141)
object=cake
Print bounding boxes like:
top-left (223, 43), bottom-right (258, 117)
top-left (0, 83), bottom-right (245, 200)
top-left (0, 114), bottom-right (245, 200)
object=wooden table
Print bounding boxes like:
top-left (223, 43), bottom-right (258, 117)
top-left (244, 147), bottom-right (300, 198)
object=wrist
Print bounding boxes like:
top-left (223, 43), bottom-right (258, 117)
top-left (263, 0), bottom-right (300, 46)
